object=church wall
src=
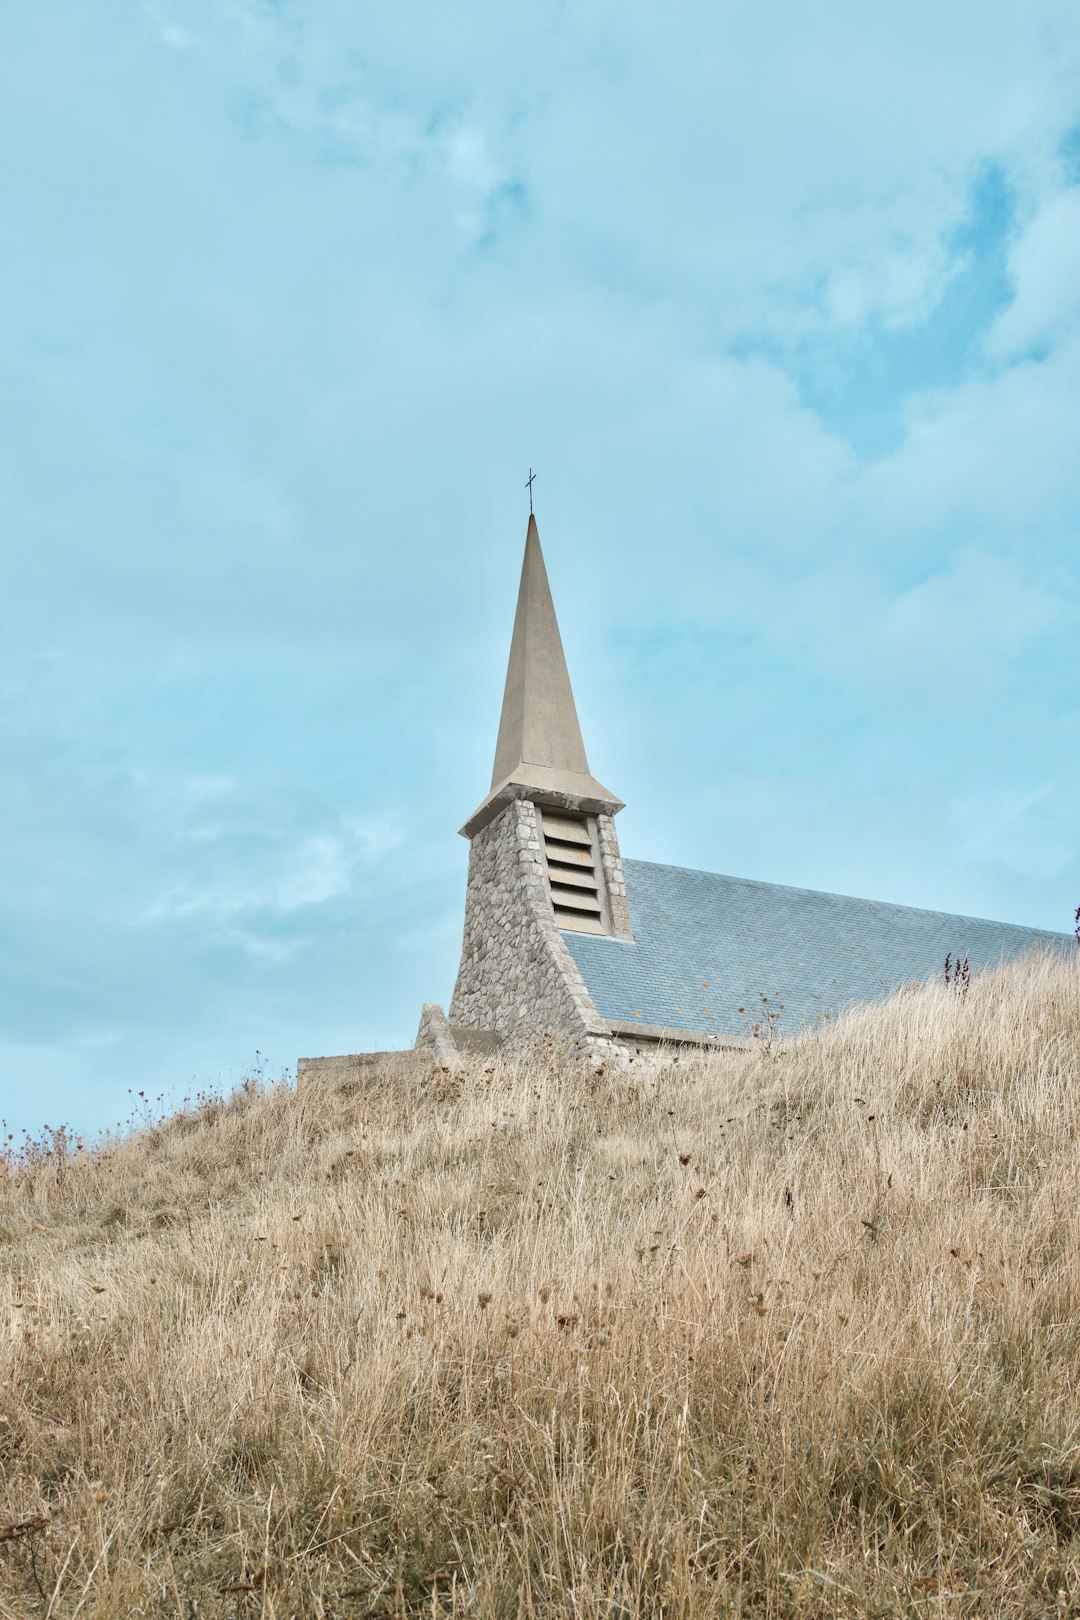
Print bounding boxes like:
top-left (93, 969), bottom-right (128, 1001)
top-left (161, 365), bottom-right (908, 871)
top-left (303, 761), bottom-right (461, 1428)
top-left (449, 799), bottom-right (610, 1043)
top-left (596, 813), bottom-right (633, 939)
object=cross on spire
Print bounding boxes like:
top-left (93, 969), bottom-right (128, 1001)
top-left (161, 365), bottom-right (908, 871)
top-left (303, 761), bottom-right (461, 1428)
top-left (525, 468), bottom-right (537, 513)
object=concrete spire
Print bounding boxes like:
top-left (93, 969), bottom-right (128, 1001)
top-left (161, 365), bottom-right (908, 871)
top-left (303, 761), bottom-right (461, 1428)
top-left (461, 515), bottom-right (622, 837)
top-left (491, 514), bottom-right (590, 787)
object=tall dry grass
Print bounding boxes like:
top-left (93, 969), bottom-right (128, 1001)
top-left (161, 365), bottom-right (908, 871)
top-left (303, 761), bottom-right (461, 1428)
top-left (2, 949), bottom-right (1079, 1618)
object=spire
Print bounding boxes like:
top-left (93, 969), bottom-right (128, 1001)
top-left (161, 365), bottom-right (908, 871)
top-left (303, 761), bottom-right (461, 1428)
top-left (491, 514), bottom-right (591, 786)
top-left (462, 515), bottom-right (622, 837)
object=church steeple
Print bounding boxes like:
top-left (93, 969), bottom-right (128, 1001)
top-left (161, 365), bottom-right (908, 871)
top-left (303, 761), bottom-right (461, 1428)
top-left (491, 514), bottom-right (592, 787)
top-left (461, 515), bottom-right (622, 837)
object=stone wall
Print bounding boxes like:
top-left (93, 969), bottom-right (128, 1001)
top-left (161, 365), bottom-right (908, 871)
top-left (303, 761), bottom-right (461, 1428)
top-left (414, 1003), bottom-right (460, 1063)
top-left (596, 812), bottom-right (632, 939)
top-left (449, 799), bottom-right (611, 1043)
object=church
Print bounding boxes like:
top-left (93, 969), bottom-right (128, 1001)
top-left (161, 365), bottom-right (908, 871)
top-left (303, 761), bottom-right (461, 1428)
top-left (301, 514), bottom-right (1068, 1080)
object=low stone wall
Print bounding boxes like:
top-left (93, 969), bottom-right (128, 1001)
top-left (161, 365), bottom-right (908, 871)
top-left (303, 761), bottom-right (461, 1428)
top-left (414, 1003), bottom-right (460, 1063)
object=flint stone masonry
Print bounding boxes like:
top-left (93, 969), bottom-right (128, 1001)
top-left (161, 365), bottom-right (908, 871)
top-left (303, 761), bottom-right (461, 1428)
top-left (596, 812), bottom-right (632, 939)
top-left (448, 798), bottom-right (612, 1044)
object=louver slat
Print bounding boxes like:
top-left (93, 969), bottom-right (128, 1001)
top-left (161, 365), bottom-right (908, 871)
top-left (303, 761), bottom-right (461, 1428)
top-left (551, 888), bottom-right (602, 914)
top-left (545, 865), bottom-right (598, 891)
top-left (556, 915), bottom-right (607, 935)
top-left (545, 842), bottom-right (593, 868)
top-left (540, 813), bottom-right (592, 846)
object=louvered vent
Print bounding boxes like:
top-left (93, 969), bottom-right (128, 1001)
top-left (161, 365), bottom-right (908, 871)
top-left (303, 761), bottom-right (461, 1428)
top-left (540, 811), bottom-right (608, 935)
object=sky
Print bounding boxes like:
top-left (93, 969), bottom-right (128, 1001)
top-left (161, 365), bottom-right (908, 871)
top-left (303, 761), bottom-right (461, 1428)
top-left (2, 1), bottom-right (1079, 1138)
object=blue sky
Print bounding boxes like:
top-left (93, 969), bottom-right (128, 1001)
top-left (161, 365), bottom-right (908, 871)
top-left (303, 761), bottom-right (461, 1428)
top-left (3, 1), bottom-right (1079, 1137)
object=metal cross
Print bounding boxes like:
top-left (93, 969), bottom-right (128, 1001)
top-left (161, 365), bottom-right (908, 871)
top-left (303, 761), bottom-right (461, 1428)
top-left (525, 468), bottom-right (537, 513)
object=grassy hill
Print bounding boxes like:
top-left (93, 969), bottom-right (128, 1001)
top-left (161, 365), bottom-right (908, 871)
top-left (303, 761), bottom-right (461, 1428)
top-left (2, 950), bottom-right (1079, 1618)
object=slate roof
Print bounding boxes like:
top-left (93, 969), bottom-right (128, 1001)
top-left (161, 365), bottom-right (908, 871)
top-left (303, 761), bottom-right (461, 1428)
top-left (562, 858), bottom-right (1071, 1039)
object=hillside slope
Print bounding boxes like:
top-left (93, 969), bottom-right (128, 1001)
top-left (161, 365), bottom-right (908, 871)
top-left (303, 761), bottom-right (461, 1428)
top-left (2, 951), bottom-right (1079, 1618)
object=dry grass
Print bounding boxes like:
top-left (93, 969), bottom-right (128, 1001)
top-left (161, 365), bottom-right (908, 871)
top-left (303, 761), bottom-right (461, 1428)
top-left (2, 950), bottom-right (1079, 1618)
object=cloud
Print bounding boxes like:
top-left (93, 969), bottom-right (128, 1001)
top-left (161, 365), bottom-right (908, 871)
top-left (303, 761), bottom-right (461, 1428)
top-left (143, 2), bottom-right (194, 51)
top-left (856, 335), bottom-right (1080, 538)
top-left (988, 185), bottom-right (1080, 357)
top-left (684, 545), bottom-right (1065, 701)
top-left (132, 0), bottom-right (1080, 339)
top-left (870, 549), bottom-right (1061, 687)
top-left (143, 814), bottom-right (403, 930)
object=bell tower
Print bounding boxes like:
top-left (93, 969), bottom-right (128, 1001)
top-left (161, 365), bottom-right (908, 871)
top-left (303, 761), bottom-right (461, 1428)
top-left (435, 513), bottom-right (631, 1047)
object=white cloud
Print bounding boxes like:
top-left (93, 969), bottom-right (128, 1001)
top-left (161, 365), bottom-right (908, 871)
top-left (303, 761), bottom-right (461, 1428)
top-left (857, 334), bottom-right (1080, 536)
top-left (514, 0), bottom-right (1080, 337)
top-left (143, 815), bottom-right (402, 930)
top-left (872, 549), bottom-right (1060, 684)
top-left (133, 0), bottom-right (1080, 339)
top-left (729, 547), bottom-right (1064, 698)
top-left (440, 121), bottom-right (503, 196)
top-left (988, 186), bottom-right (1080, 357)
top-left (143, 3), bottom-right (193, 52)
top-left (824, 243), bottom-right (968, 332)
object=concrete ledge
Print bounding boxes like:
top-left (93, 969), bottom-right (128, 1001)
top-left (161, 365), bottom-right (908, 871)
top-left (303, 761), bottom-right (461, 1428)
top-left (609, 1019), bottom-right (756, 1051)
top-left (461, 778), bottom-right (623, 840)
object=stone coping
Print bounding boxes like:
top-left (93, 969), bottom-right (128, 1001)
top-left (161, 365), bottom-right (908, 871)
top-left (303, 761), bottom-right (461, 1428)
top-left (608, 1019), bottom-right (759, 1051)
top-left (461, 778), bottom-right (623, 839)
